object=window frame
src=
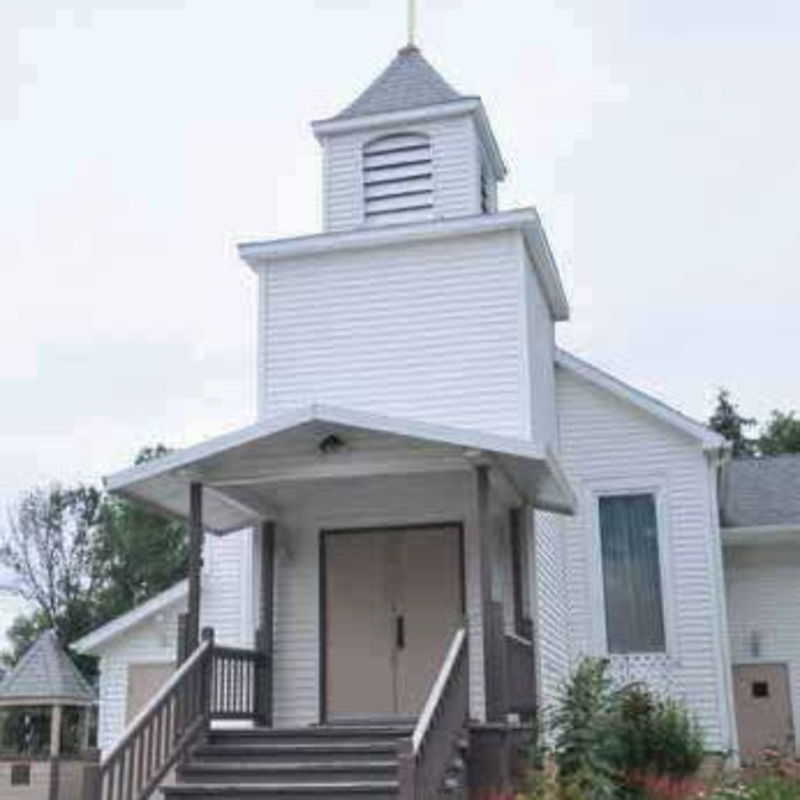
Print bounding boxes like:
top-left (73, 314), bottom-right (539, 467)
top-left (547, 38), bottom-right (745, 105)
top-left (588, 479), bottom-right (675, 658)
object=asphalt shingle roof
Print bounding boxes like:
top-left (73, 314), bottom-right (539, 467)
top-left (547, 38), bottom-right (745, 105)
top-left (333, 45), bottom-right (466, 120)
top-left (0, 630), bottom-right (95, 705)
top-left (720, 454), bottom-right (800, 528)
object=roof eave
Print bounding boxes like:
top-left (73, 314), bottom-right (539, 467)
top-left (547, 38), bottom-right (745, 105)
top-left (312, 97), bottom-right (507, 182)
top-left (312, 97), bottom-right (482, 138)
top-left (72, 580), bottom-right (189, 655)
top-left (238, 208), bottom-right (569, 321)
top-left (722, 524), bottom-right (800, 547)
top-left (0, 696), bottom-right (95, 708)
top-left (100, 403), bottom-right (578, 531)
top-left (555, 349), bottom-right (726, 451)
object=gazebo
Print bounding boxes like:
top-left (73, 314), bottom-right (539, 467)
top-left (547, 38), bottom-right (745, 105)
top-left (0, 629), bottom-right (96, 800)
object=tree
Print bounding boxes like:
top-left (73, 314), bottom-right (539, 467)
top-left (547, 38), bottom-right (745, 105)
top-left (759, 410), bottom-right (800, 456)
top-left (708, 388), bottom-right (757, 458)
top-left (0, 445), bottom-right (186, 672)
top-left (92, 498), bottom-right (187, 622)
top-left (0, 485), bottom-right (104, 642)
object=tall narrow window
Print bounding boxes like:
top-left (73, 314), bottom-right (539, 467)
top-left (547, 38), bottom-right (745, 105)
top-left (598, 493), bottom-right (666, 654)
top-left (362, 133), bottom-right (433, 224)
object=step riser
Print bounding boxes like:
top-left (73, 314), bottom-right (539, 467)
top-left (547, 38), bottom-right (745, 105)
top-left (178, 770), bottom-right (396, 785)
top-left (163, 790), bottom-right (396, 800)
top-left (207, 734), bottom-right (407, 747)
top-left (191, 748), bottom-right (397, 764)
top-left (164, 793), bottom-right (396, 800)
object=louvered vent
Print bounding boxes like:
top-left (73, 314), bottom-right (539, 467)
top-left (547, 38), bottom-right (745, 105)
top-left (362, 133), bottom-right (434, 225)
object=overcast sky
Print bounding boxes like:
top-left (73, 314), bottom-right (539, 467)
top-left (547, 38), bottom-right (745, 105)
top-left (1, 1), bottom-right (798, 635)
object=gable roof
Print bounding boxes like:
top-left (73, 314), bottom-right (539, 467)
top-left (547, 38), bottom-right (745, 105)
top-left (103, 403), bottom-right (577, 533)
top-left (72, 580), bottom-right (188, 656)
top-left (720, 455), bottom-right (800, 529)
top-left (0, 630), bottom-right (95, 707)
top-left (332, 45), bottom-right (466, 120)
top-left (555, 349), bottom-right (726, 452)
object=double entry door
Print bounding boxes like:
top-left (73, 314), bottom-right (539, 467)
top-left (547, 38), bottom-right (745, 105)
top-left (323, 525), bottom-right (463, 721)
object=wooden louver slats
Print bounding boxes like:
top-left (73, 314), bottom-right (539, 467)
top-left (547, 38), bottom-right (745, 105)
top-left (363, 133), bottom-right (434, 222)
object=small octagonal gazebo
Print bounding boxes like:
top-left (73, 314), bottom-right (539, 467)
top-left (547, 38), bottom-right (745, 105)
top-left (0, 630), bottom-right (96, 800)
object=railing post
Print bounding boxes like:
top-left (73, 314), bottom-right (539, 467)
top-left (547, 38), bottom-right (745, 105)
top-left (82, 762), bottom-right (101, 800)
top-left (396, 738), bottom-right (416, 800)
top-left (186, 482), bottom-right (204, 654)
top-left (176, 613), bottom-right (189, 666)
top-left (201, 627), bottom-right (215, 722)
top-left (259, 521), bottom-right (276, 727)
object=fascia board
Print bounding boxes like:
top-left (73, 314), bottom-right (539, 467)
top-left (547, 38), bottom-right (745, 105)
top-left (556, 349), bottom-right (727, 451)
top-left (311, 98), bottom-right (481, 138)
top-left (238, 209), bottom-right (569, 322)
top-left (72, 580), bottom-right (188, 654)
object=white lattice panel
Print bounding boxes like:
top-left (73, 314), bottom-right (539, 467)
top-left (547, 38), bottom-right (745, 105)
top-left (608, 654), bottom-right (684, 700)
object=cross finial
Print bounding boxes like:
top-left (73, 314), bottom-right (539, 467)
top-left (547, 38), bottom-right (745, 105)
top-left (407, 0), bottom-right (417, 47)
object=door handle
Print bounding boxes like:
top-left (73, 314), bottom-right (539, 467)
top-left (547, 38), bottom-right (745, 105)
top-left (396, 615), bottom-right (405, 650)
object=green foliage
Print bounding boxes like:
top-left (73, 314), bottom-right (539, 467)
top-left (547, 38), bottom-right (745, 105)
top-left (759, 411), bottom-right (800, 457)
top-left (709, 389), bottom-right (757, 458)
top-left (614, 685), bottom-right (705, 781)
top-left (92, 498), bottom-right (187, 621)
top-left (708, 390), bottom-right (800, 459)
top-left (542, 659), bottom-right (706, 800)
top-left (549, 658), bottom-right (620, 800)
top-left (0, 444), bottom-right (187, 675)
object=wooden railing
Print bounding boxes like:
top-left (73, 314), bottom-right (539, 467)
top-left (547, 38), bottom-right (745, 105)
top-left (210, 645), bottom-right (268, 722)
top-left (398, 628), bottom-right (468, 800)
top-left (84, 628), bottom-right (268, 800)
top-left (505, 633), bottom-right (536, 718)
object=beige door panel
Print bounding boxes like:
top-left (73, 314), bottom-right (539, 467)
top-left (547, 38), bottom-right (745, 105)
top-left (325, 531), bottom-right (395, 719)
top-left (127, 663), bottom-right (174, 725)
top-left (733, 663), bottom-right (795, 764)
top-left (396, 527), bottom-right (463, 715)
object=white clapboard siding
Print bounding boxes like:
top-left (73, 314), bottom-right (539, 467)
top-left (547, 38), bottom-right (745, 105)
top-left (95, 531), bottom-right (252, 752)
top-left (532, 510), bottom-right (570, 709)
top-left (322, 115), bottom-right (480, 231)
top-left (555, 367), bottom-right (731, 750)
top-left (725, 544), bottom-right (800, 754)
top-left (258, 230), bottom-right (530, 438)
top-left (523, 246), bottom-right (558, 447)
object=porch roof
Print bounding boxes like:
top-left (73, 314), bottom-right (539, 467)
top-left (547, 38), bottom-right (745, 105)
top-left (105, 404), bottom-right (577, 533)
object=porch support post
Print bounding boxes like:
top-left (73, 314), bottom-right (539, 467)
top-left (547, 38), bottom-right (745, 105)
top-left (475, 465), bottom-right (503, 721)
top-left (187, 481), bottom-right (204, 654)
top-left (258, 521), bottom-right (276, 726)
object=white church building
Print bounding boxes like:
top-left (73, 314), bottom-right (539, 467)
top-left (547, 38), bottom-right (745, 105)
top-left (71, 42), bottom-right (800, 800)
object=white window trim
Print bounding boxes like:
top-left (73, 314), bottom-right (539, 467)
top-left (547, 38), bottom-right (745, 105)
top-left (587, 476), bottom-right (677, 660)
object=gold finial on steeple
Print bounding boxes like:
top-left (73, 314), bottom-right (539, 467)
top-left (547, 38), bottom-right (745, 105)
top-left (407, 0), bottom-right (417, 47)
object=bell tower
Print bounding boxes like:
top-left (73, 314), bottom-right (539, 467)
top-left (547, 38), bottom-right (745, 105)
top-left (241, 42), bottom-right (568, 444)
top-left (312, 46), bottom-right (507, 231)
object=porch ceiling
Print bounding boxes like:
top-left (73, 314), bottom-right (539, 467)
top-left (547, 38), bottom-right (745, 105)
top-left (105, 404), bottom-right (577, 533)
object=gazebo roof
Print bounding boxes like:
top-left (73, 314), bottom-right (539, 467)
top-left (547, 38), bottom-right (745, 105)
top-left (0, 630), bottom-right (95, 707)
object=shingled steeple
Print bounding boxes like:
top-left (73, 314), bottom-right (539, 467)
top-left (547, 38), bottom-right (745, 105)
top-left (333, 45), bottom-right (466, 120)
top-left (313, 47), bottom-right (506, 231)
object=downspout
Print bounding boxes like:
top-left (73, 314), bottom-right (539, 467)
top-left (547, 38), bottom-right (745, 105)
top-left (706, 446), bottom-right (739, 765)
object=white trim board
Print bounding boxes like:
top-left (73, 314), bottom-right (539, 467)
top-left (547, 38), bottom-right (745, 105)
top-left (72, 580), bottom-right (188, 655)
top-left (555, 350), bottom-right (726, 452)
top-left (238, 208), bottom-right (569, 322)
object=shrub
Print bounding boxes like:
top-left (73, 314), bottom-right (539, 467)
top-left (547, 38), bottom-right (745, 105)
top-left (541, 658), bottom-right (707, 800)
top-left (549, 658), bottom-right (621, 800)
top-left (614, 685), bottom-right (705, 782)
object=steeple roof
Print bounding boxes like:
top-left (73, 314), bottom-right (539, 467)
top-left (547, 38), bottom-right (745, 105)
top-left (0, 629), bottom-right (95, 707)
top-left (333, 45), bottom-right (468, 120)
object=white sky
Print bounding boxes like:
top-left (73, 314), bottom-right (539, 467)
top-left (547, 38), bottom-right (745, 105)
top-left (1, 1), bottom-right (799, 635)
